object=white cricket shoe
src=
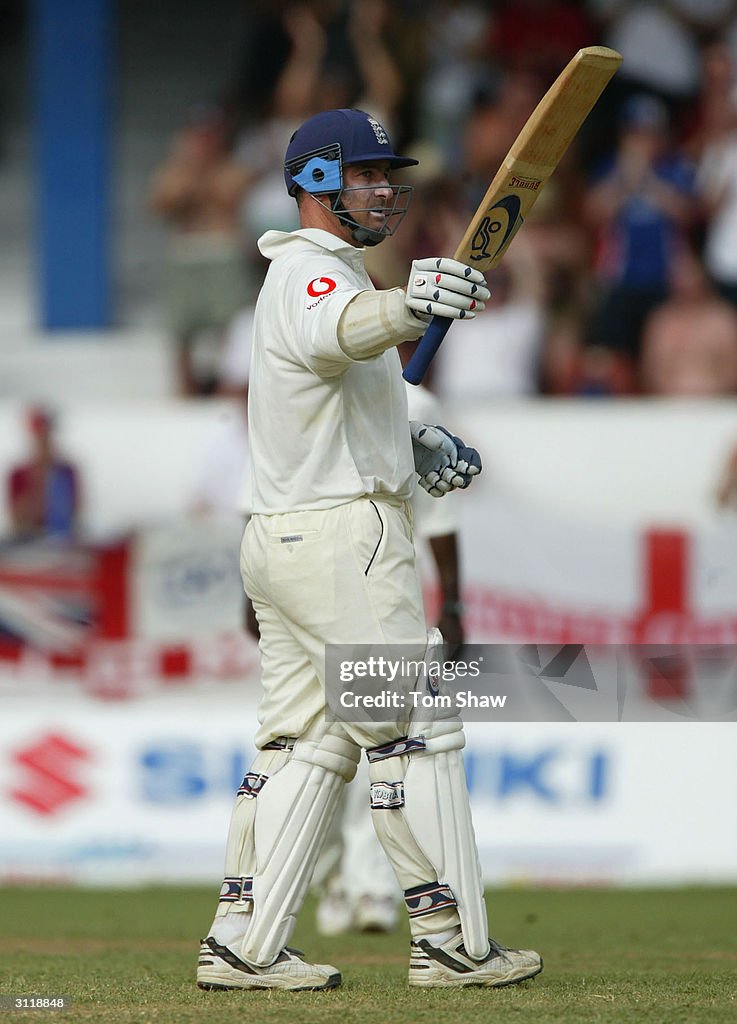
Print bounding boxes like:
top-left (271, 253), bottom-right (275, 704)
top-left (197, 936), bottom-right (341, 991)
top-left (353, 895), bottom-right (399, 933)
top-left (408, 934), bottom-right (542, 988)
top-left (316, 890), bottom-right (354, 936)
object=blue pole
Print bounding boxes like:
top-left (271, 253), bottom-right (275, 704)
top-left (32, 0), bottom-right (113, 329)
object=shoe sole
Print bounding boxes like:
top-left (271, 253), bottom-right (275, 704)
top-left (409, 957), bottom-right (543, 989)
top-left (197, 973), bottom-right (342, 992)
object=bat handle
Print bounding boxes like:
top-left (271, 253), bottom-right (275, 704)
top-left (402, 316), bottom-right (453, 385)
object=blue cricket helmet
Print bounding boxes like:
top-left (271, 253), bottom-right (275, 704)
top-left (284, 108), bottom-right (418, 196)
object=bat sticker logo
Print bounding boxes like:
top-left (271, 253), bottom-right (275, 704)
top-left (470, 195), bottom-right (524, 262)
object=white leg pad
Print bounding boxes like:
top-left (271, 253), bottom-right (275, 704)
top-left (367, 629), bottom-right (489, 960)
top-left (215, 723), bottom-right (360, 966)
top-left (402, 743), bottom-right (489, 959)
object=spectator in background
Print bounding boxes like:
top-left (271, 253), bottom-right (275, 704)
top-left (233, 2), bottom-right (405, 277)
top-left (694, 43), bottom-right (737, 308)
top-left (148, 105), bottom-right (251, 397)
top-left (225, 0), bottom-right (296, 131)
top-left (233, 4), bottom-right (329, 246)
top-left (682, 38), bottom-right (736, 158)
top-left (415, 0), bottom-right (495, 162)
top-left (6, 407), bottom-right (81, 542)
top-left (668, 0), bottom-right (737, 53)
top-left (639, 246), bottom-right (737, 396)
top-left (230, 0), bottom-right (392, 132)
top-left (597, 0), bottom-right (702, 121)
top-left (582, 94), bottom-right (695, 386)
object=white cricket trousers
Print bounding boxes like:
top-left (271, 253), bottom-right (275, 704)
top-left (218, 495), bottom-right (481, 960)
top-left (241, 496), bottom-right (428, 749)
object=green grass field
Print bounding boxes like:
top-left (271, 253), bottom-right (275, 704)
top-left (1, 887), bottom-right (736, 1023)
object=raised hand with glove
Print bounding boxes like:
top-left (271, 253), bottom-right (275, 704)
top-left (405, 258), bottom-right (490, 321)
top-left (336, 257), bottom-right (490, 361)
top-left (410, 421), bottom-right (482, 497)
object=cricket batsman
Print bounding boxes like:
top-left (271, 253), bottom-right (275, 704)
top-left (196, 108), bottom-right (542, 991)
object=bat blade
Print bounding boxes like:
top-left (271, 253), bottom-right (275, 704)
top-left (403, 46), bottom-right (622, 385)
top-left (458, 46), bottom-right (622, 272)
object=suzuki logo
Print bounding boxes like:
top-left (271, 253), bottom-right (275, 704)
top-left (465, 747), bottom-right (609, 803)
top-left (9, 733), bottom-right (91, 815)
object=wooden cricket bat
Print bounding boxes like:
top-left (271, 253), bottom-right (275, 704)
top-left (403, 45), bottom-right (622, 385)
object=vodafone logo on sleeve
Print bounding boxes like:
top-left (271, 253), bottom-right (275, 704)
top-left (306, 277), bottom-right (337, 308)
top-left (307, 277), bottom-right (337, 297)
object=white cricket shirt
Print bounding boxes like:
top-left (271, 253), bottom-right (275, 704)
top-left (249, 228), bottom-right (415, 513)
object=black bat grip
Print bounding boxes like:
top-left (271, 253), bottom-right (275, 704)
top-left (402, 316), bottom-right (453, 385)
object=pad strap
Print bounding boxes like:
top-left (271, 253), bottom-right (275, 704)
top-left (404, 881), bottom-right (457, 919)
top-left (366, 736), bottom-right (426, 762)
top-left (263, 736), bottom-right (296, 751)
top-left (219, 876), bottom-right (253, 904)
top-left (237, 773), bottom-right (269, 798)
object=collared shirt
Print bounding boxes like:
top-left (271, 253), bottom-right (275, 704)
top-left (248, 228), bottom-right (415, 514)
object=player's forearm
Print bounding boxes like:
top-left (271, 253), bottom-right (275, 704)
top-left (337, 288), bottom-right (426, 360)
top-left (428, 533), bottom-right (461, 606)
top-left (429, 532), bottom-right (464, 654)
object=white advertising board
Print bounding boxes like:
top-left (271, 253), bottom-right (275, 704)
top-left (1, 698), bottom-right (734, 887)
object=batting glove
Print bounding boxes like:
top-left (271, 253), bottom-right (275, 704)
top-left (410, 422), bottom-right (482, 497)
top-left (435, 425), bottom-right (482, 489)
top-left (405, 258), bottom-right (490, 321)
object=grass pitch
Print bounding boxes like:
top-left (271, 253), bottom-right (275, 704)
top-left (1, 886), bottom-right (736, 1023)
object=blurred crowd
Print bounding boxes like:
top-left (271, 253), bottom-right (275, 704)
top-left (146, 0), bottom-right (737, 400)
